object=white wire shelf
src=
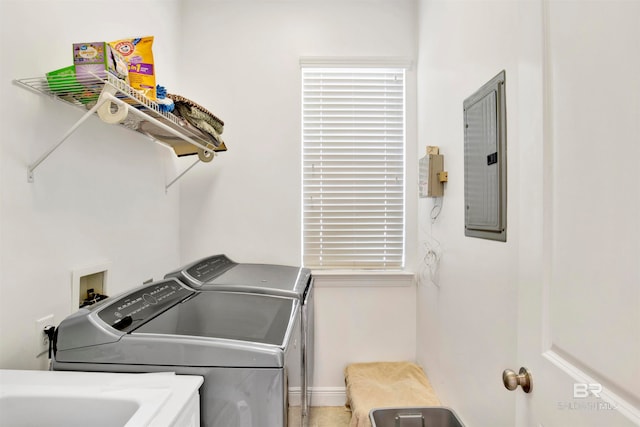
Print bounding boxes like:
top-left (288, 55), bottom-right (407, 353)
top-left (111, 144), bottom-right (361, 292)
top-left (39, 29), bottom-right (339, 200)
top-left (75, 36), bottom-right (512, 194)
top-left (14, 72), bottom-right (224, 191)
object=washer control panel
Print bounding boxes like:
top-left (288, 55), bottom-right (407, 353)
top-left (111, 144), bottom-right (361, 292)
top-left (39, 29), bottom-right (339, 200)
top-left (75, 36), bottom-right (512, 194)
top-left (185, 254), bottom-right (237, 284)
top-left (97, 279), bottom-right (194, 333)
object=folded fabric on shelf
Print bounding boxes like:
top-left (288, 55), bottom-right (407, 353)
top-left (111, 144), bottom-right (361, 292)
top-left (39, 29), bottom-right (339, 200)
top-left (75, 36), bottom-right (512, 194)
top-left (168, 93), bottom-right (225, 150)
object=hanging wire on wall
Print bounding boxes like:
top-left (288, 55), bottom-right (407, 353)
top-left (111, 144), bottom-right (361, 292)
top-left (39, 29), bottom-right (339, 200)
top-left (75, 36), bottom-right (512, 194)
top-left (430, 196), bottom-right (444, 223)
top-left (419, 197), bottom-right (444, 287)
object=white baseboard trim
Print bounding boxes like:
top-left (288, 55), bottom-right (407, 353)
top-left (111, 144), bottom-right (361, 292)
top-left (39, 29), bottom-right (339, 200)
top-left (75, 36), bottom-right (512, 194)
top-left (311, 386), bottom-right (347, 407)
top-left (289, 386), bottom-right (347, 407)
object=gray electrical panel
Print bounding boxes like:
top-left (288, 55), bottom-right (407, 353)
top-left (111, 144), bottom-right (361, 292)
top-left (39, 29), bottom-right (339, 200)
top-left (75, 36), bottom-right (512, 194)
top-left (464, 71), bottom-right (507, 241)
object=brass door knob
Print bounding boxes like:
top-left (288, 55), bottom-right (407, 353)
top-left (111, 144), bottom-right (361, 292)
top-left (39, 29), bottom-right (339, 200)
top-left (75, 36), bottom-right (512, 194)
top-left (502, 367), bottom-right (532, 393)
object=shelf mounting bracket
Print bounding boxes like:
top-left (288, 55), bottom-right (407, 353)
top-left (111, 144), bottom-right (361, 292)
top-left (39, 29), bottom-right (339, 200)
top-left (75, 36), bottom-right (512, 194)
top-left (166, 158), bottom-right (202, 193)
top-left (27, 97), bottom-right (108, 183)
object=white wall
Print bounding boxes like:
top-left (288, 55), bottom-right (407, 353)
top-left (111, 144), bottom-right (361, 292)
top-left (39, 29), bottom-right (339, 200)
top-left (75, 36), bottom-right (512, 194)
top-left (0, 0), bottom-right (420, 400)
top-left (313, 278), bottom-right (417, 401)
top-left (415, 0), bottom-right (524, 425)
top-left (176, 0), bottom-right (420, 398)
top-left (177, 0), bottom-right (418, 266)
top-left (1, 2), bottom-right (634, 424)
top-left (0, 0), bottom-right (183, 369)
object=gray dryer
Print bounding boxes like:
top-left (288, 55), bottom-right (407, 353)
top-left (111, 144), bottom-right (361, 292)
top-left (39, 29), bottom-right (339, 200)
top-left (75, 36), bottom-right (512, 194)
top-left (165, 254), bottom-right (315, 421)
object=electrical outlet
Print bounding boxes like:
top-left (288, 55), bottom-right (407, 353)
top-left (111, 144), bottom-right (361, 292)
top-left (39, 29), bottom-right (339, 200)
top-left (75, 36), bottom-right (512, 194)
top-left (35, 314), bottom-right (55, 357)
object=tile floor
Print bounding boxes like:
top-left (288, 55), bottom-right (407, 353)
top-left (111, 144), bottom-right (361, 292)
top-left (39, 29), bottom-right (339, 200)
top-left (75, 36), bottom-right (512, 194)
top-left (288, 406), bottom-right (352, 427)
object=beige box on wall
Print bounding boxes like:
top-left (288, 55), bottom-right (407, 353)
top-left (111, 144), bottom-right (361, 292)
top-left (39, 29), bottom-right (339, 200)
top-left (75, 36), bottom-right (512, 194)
top-left (426, 146), bottom-right (440, 155)
top-left (419, 154), bottom-right (444, 197)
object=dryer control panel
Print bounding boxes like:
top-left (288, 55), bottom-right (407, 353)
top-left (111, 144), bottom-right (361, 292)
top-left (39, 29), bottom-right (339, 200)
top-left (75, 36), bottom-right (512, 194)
top-left (183, 254), bottom-right (237, 285)
top-left (97, 279), bottom-right (195, 333)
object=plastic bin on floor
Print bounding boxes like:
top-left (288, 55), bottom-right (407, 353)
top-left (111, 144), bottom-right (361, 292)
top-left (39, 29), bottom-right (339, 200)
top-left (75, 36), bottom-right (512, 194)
top-left (369, 407), bottom-right (465, 427)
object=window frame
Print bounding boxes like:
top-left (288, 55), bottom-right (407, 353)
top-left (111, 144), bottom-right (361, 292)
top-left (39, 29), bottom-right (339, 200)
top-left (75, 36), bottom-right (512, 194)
top-left (301, 62), bottom-right (408, 271)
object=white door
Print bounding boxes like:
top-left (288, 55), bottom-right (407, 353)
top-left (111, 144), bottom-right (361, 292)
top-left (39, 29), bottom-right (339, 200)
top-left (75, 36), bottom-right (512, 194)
top-left (515, 1), bottom-right (640, 426)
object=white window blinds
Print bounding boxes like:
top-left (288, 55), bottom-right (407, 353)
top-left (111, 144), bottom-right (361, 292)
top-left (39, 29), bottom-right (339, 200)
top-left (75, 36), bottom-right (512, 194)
top-left (302, 67), bottom-right (406, 269)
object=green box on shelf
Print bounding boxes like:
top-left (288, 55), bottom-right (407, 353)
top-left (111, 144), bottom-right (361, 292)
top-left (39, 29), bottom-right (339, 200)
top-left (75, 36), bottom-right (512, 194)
top-left (45, 65), bottom-right (84, 93)
top-left (45, 65), bottom-right (100, 105)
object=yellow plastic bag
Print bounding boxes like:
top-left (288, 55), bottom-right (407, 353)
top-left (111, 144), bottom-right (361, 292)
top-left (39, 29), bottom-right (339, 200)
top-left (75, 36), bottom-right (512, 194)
top-left (109, 36), bottom-right (156, 100)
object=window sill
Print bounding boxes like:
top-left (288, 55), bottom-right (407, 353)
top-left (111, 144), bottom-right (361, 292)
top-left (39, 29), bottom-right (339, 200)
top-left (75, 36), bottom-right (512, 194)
top-left (311, 270), bottom-right (415, 288)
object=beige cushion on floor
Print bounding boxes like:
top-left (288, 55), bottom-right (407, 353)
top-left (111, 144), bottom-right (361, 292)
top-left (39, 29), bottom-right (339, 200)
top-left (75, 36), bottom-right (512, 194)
top-left (344, 361), bottom-right (440, 427)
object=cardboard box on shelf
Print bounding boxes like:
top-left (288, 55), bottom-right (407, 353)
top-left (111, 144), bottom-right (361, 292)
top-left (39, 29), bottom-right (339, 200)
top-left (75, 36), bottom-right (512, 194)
top-left (72, 42), bottom-right (128, 84)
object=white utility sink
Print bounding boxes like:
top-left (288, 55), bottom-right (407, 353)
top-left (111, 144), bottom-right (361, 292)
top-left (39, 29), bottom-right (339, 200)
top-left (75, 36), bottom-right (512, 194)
top-left (0, 370), bottom-right (203, 427)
